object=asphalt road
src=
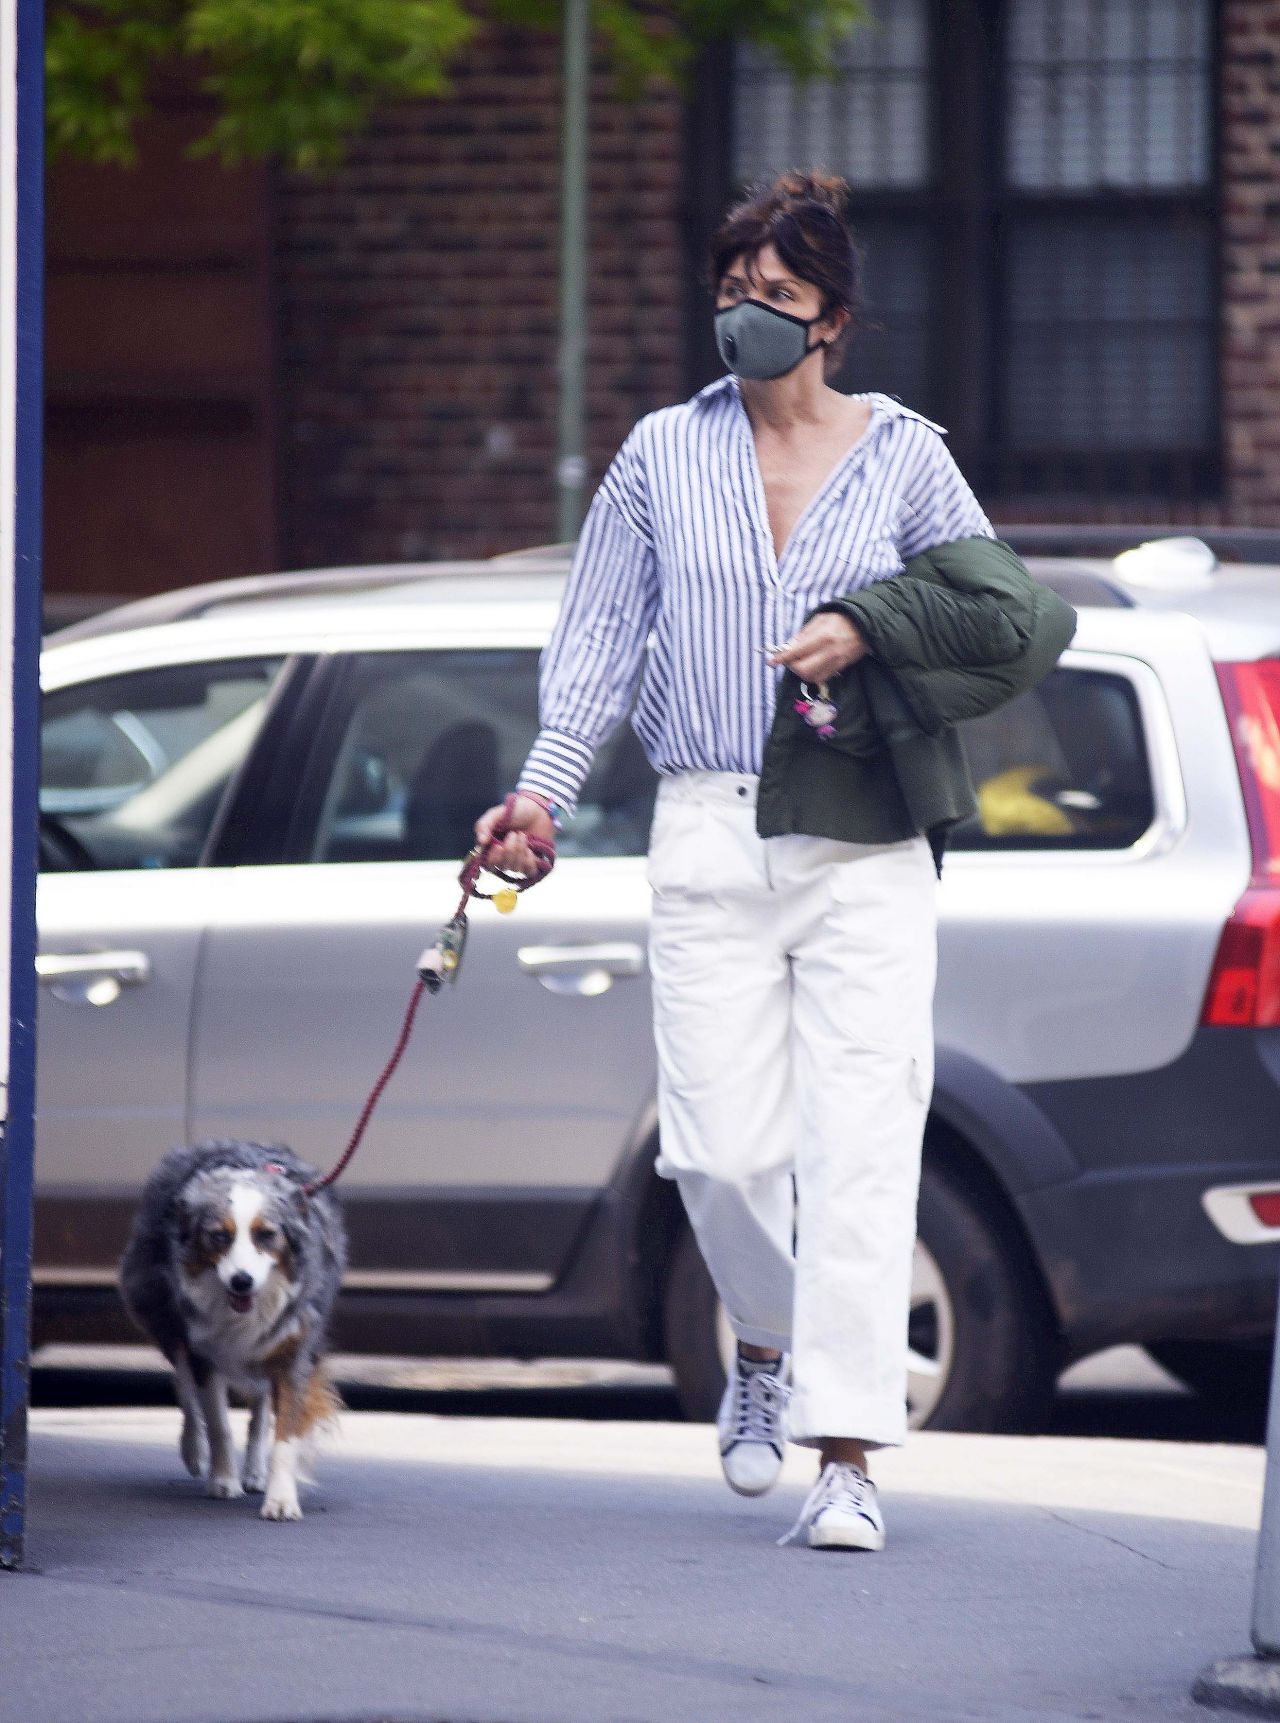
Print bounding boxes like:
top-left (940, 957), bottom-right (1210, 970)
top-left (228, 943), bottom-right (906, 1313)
top-left (29, 1341), bottom-right (1269, 1444)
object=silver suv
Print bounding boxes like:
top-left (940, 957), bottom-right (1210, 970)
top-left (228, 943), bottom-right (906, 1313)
top-left (32, 534), bottom-right (1280, 1429)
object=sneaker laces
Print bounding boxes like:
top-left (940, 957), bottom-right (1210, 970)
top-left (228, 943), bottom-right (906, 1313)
top-left (778, 1460), bottom-right (873, 1548)
top-left (728, 1357), bottom-right (789, 1447)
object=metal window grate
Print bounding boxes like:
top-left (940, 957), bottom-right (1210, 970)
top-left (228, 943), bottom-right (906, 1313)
top-left (1007, 0), bottom-right (1213, 191)
top-left (1002, 214), bottom-right (1216, 453)
top-left (997, 0), bottom-right (1218, 486)
top-left (718, 0), bottom-right (1220, 498)
top-left (727, 0), bottom-right (937, 410)
top-left (732, 0), bottom-right (930, 192)
top-left (830, 216), bottom-right (934, 409)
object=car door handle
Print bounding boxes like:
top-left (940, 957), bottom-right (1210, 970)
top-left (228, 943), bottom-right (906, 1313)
top-left (36, 949), bottom-right (151, 1005)
top-left (517, 942), bottom-right (645, 996)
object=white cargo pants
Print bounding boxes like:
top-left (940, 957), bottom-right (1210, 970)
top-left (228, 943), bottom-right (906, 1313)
top-left (647, 769), bottom-right (938, 1450)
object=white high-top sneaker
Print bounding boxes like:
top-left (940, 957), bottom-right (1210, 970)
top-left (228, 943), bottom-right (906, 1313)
top-left (717, 1346), bottom-right (790, 1498)
top-left (779, 1460), bottom-right (886, 1552)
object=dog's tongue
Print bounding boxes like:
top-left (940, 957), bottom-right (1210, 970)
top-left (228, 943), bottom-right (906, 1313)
top-left (229, 1291), bottom-right (253, 1314)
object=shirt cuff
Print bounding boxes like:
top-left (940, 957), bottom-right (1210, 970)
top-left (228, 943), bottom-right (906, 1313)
top-left (516, 730), bottom-right (595, 816)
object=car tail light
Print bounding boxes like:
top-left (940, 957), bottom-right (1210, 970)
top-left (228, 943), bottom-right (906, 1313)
top-left (1251, 1190), bottom-right (1280, 1228)
top-left (1202, 662), bottom-right (1280, 1027)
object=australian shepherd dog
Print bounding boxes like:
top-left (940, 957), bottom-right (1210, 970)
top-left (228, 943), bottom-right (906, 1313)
top-left (119, 1139), bottom-right (347, 1521)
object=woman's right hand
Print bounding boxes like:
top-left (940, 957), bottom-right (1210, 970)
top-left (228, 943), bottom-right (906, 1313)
top-left (474, 794), bottom-right (557, 878)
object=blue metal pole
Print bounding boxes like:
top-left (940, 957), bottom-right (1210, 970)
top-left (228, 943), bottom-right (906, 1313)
top-left (0, 0), bottom-right (45, 1573)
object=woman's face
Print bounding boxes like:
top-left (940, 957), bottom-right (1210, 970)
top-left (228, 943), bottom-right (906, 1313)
top-left (716, 242), bottom-right (844, 345)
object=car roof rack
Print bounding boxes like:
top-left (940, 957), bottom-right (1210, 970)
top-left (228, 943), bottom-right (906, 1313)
top-left (1002, 523), bottom-right (1280, 564)
top-left (1027, 566), bottom-right (1134, 608)
top-left (55, 524), bottom-right (1266, 646)
top-left (49, 559), bottom-right (503, 645)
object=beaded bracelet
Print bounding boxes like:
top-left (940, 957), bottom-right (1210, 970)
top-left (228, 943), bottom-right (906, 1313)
top-left (513, 788), bottom-right (567, 832)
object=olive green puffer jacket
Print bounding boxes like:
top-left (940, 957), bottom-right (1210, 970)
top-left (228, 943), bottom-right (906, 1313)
top-left (754, 535), bottom-right (1078, 870)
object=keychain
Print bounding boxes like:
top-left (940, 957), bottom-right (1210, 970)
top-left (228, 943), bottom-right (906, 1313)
top-left (766, 642), bottom-right (839, 742)
top-left (793, 680), bottom-right (838, 740)
top-left (417, 912), bottom-right (469, 993)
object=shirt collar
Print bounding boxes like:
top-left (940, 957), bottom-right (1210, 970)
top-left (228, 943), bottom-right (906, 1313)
top-left (691, 370), bottom-right (948, 436)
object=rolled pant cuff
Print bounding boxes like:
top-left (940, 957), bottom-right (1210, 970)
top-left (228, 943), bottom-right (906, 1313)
top-left (787, 1394), bottom-right (906, 1452)
top-left (726, 1318), bottom-right (791, 1353)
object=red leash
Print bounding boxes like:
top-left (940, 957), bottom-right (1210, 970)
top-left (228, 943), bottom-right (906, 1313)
top-left (302, 794), bottom-right (555, 1197)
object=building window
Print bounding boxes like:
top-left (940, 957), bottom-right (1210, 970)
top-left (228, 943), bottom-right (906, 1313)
top-left (723, 0), bottom-right (1220, 501)
top-left (732, 0), bottom-right (938, 417)
top-left (734, 0), bottom-right (931, 192)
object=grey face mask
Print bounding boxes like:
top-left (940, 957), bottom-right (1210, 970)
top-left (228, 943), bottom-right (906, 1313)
top-left (713, 297), bottom-right (830, 381)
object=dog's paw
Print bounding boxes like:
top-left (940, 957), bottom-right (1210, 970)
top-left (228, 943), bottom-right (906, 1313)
top-left (260, 1488), bottom-right (302, 1522)
top-left (180, 1417), bottom-right (209, 1479)
top-left (241, 1462), bottom-right (269, 1494)
top-left (207, 1473), bottom-right (245, 1500)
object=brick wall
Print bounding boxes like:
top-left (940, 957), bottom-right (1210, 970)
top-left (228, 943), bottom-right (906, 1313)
top-left (275, 25), bottom-right (685, 569)
top-left (275, 5), bottom-right (1280, 561)
top-left (1221, 0), bottom-right (1280, 527)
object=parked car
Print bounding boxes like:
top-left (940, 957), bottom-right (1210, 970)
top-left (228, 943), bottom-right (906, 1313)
top-left (32, 534), bottom-right (1280, 1429)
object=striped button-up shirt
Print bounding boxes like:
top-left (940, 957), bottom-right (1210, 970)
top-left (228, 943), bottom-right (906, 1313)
top-left (517, 370), bottom-right (996, 813)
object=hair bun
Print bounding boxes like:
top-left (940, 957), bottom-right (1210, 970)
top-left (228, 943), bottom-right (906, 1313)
top-left (774, 169), bottom-right (852, 223)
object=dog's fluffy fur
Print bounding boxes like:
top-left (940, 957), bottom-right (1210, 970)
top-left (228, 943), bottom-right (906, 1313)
top-left (119, 1139), bottom-right (346, 1520)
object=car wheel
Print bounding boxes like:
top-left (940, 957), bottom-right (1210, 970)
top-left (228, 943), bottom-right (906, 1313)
top-left (1148, 1339), bottom-right (1273, 1411)
top-left (662, 1160), bottom-right (1057, 1433)
top-left (912, 1161), bottom-right (1057, 1431)
top-left (661, 1221), bottom-right (725, 1423)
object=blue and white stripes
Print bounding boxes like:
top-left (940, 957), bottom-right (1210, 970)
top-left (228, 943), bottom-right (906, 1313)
top-left (517, 371), bottom-right (995, 814)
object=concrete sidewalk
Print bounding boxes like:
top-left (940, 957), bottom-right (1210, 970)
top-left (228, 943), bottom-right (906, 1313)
top-left (0, 1408), bottom-right (1266, 1723)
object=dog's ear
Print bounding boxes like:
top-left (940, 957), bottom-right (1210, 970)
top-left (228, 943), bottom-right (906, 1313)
top-left (278, 1188), bottom-right (311, 1257)
top-left (172, 1191), bottom-right (196, 1245)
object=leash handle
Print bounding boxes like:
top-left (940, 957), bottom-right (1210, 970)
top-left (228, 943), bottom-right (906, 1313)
top-left (454, 791), bottom-right (555, 914)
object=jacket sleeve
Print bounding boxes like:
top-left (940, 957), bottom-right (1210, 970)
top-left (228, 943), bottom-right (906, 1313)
top-left (516, 425), bottom-right (658, 814)
top-left (815, 537), bottom-right (1078, 735)
top-left (813, 538), bottom-right (1037, 674)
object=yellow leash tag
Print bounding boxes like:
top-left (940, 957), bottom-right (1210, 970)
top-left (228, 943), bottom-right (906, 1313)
top-left (492, 885), bottom-right (519, 914)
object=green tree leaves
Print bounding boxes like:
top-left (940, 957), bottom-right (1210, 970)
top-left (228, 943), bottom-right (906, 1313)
top-left (47, 0), bottom-right (868, 170)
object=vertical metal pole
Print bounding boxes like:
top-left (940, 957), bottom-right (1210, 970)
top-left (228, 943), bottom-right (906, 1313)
top-left (0, 0), bottom-right (44, 1573)
top-left (1251, 1287), bottom-right (1280, 1653)
top-left (555, 0), bottom-right (589, 542)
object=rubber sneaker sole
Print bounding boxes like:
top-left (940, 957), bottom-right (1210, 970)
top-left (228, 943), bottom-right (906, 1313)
top-left (807, 1516), bottom-right (886, 1552)
top-left (720, 1443), bottom-right (784, 1498)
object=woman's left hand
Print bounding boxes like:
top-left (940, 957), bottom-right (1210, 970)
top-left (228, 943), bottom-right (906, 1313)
top-left (766, 613), bottom-right (869, 682)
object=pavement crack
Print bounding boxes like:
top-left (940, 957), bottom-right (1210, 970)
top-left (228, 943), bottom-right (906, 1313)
top-left (1042, 1508), bottom-right (1177, 1571)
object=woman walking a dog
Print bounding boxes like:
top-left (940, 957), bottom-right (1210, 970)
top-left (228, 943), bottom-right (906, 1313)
top-left (475, 169), bottom-right (1073, 1552)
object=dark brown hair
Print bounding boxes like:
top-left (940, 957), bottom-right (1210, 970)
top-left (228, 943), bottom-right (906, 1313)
top-left (704, 170), bottom-right (868, 372)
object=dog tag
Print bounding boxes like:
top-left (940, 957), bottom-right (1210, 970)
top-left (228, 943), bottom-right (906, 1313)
top-left (492, 885), bottom-right (519, 913)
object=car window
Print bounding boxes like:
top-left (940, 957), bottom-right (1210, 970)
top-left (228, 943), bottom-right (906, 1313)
top-left (41, 657), bottom-right (286, 871)
top-left (952, 666), bottom-right (1156, 851)
top-left (308, 649), bottom-right (657, 863)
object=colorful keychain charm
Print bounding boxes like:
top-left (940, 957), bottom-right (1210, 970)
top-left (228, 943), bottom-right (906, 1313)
top-left (794, 680), bottom-right (838, 740)
top-left (417, 912), bottom-right (469, 994)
